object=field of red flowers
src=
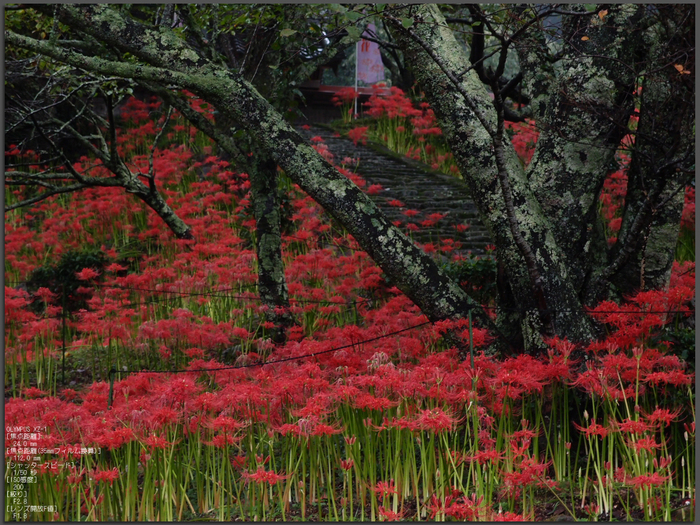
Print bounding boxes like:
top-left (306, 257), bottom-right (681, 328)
top-left (4, 90), bottom-right (695, 521)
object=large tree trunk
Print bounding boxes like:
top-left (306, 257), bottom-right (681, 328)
top-left (385, 5), bottom-right (596, 350)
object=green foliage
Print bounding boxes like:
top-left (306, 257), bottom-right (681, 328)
top-left (656, 326), bottom-right (696, 373)
top-left (28, 249), bottom-right (107, 310)
top-left (675, 227), bottom-right (695, 263)
top-left (441, 254), bottom-right (498, 305)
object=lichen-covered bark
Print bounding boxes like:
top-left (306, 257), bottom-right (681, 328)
top-left (386, 5), bottom-right (596, 350)
top-left (522, 5), bottom-right (647, 295)
top-left (511, 7), bottom-right (556, 121)
top-left (610, 5), bottom-right (694, 297)
top-left (249, 153), bottom-right (294, 342)
top-left (123, 176), bottom-right (194, 240)
top-left (23, 5), bottom-right (480, 331)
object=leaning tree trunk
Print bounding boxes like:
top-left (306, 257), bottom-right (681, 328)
top-left (385, 4), bottom-right (596, 350)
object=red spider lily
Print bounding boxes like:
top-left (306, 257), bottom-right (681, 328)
top-left (652, 455), bottom-right (673, 470)
top-left (504, 120), bottom-right (538, 165)
top-left (347, 126), bottom-right (369, 146)
top-left (387, 199), bottom-right (405, 207)
top-left (312, 142), bottom-right (334, 163)
top-left (105, 263), bottom-right (128, 273)
top-left (426, 212), bottom-right (446, 222)
top-left (465, 448), bottom-right (505, 465)
top-left (444, 493), bottom-right (485, 520)
top-left (352, 393), bottom-right (397, 411)
top-left (208, 433), bottom-right (242, 448)
top-left (367, 184), bottom-right (383, 195)
top-left (230, 455), bottom-right (247, 470)
top-left (5, 292), bottom-right (38, 325)
top-left (644, 369), bottom-right (694, 387)
top-left (509, 457), bottom-right (552, 486)
top-left (627, 472), bottom-right (669, 489)
top-left (33, 286), bottom-right (57, 304)
top-left (144, 434), bottom-right (171, 450)
top-left (414, 407), bottom-right (457, 433)
top-left (681, 186), bottom-right (695, 229)
top-left (492, 509), bottom-right (526, 521)
top-left (644, 406), bottom-right (683, 427)
top-left (311, 423), bottom-right (343, 437)
top-left (372, 479), bottom-right (398, 498)
top-left (95, 427), bottom-right (136, 450)
top-left (66, 467), bottom-right (86, 485)
top-left (511, 420), bottom-right (539, 441)
top-left (615, 417), bottom-right (652, 434)
top-left (684, 422), bottom-right (695, 437)
top-left (573, 419), bottom-right (613, 439)
top-left (427, 494), bottom-right (447, 520)
top-left (76, 267), bottom-right (100, 280)
top-left (209, 415), bottom-right (245, 433)
top-left (331, 87), bottom-right (358, 106)
top-left (90, 467), bottom-right (120, 485)
top-left (149, 406), bottom-right (181, 428)
top-left (378, 507), bottom-right (404, 521)
top-left (60, 388), bottom-right (79, 402)
top-left (22, 387), bottom-right (48, 399)
top-left (627, 436), bottom-right (662, 453)
top-left (340, 458), bottom-right (354, 471)
top-left (242, 466), bottom-right (288, 485)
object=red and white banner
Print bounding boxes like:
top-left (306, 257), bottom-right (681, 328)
top-left (356, 24), bottom-right (385, 85)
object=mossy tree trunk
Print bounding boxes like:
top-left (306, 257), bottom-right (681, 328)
top-left (522, 5), bottom-right (647, 297)
top-left (249, 152), bottom-right (295, 342)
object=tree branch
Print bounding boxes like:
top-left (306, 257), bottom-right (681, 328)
top-left (5, 183), bottom-right (87, 211)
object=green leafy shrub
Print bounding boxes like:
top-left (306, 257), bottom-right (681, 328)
top-left (28, 249), bottom-right (106, 311)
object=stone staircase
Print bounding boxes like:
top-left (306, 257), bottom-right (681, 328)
top-left (296, 125), bottom-right (493, 256)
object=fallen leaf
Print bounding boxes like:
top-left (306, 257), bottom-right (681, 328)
top-left (581, 36), bottom-right (589, 41)
top-left (598, 9), bottom-right (608, 20)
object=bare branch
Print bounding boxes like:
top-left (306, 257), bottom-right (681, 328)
top-left (5, 183), bottom-right (87, 211)
top-left (146, 105), bottom-right (174, 188)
